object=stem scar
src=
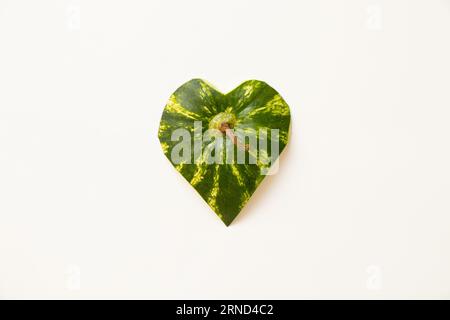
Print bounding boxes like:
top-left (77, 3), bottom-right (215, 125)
top-left (220, 122), bottom-right (249, 151)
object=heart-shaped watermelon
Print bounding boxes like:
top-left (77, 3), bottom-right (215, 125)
top-left (158, 79), bottom-right (291, 226)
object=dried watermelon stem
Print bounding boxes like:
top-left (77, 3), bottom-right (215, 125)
top-left (209, 112), bottom-right (248, 151)
top-left (220, 123), bottom-right (249, 151)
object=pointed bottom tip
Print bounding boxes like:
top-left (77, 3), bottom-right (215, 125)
top-left (222, 219), bottom-right (234, 227)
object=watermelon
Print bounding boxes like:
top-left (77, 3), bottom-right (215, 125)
top-left (158, 79), bottom-right (291, 226)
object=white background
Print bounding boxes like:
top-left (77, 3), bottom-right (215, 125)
top-left (1, 0), bottom-right (450, 299)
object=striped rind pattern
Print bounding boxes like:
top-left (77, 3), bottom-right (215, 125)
top-left (158, 79), bottom-right (291, 226)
